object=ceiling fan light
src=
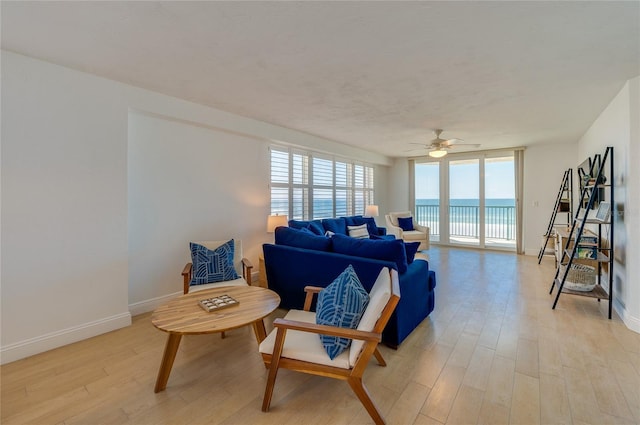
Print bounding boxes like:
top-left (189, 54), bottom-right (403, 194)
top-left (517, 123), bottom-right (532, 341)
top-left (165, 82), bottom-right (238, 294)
top-left (429, 149), bottom-right (447, 158)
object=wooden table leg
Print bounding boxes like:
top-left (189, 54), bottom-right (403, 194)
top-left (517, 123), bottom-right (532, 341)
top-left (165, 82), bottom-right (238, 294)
top-left (252, 319), bottom-right (267, 345)
top-left (154, 333), bottom-right (182, 393)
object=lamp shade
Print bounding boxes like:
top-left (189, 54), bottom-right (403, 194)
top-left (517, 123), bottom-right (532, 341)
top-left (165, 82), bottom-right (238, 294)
top-left (428, 149), bottom-right (447, 158)
top-left (267, 214), bottom-right (288, 233)
top-left (364, 205), bottom-right (379, 217)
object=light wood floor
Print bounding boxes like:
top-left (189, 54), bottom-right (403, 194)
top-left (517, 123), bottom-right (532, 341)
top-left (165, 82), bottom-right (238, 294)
top-left (2, 247), bottom-right (639, 424)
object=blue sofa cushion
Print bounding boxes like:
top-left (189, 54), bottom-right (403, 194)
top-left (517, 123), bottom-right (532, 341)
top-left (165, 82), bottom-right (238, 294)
top-left (397, 216), bottom-right (415, 231)
top-left (322, 217), bottom-right (347, 235)
top-left (316, 265), bottom-right (370, 359)
top-left (288, 219), bottom-right (310, 229)
top-left (332, 234), bottom-right (408, 274)
top-left (189, 240), bottom-right (239, 285)
top-left (307, 220), bottom-right (325, 235)
top-left (361, 217), bottom-right (379, 236)
top-left (404, 242), bottom-right (421, 263)
top-left (275, 227), bottom-right (331, 251)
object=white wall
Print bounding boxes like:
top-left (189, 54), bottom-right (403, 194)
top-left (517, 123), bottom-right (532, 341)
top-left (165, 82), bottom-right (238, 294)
top-left (388, 157), bottom-right (411, 213)
top-left (577, 77), bottom-right (640, 333)
top-left (523, 142), bottom-right (578, 255)
top-left (127, 111), bottom-right (271, 311)
top-left (1, 51), bottom-right (392, 363)
top-left (1, 51), bottom-right (132, 362)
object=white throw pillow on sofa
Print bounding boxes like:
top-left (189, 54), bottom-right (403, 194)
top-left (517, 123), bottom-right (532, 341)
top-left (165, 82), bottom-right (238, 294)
top-left (348, 223), bottom-right (369, 239)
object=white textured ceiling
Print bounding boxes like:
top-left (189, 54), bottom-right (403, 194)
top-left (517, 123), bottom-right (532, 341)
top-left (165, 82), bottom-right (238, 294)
top-left (2, 1), bottom-right (639, 157)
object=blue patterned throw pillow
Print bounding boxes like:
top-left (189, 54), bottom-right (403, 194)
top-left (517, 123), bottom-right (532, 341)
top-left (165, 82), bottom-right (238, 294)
top-left (316, 265), bottom-right (370, 359)
top-left (189, 240), bottom-right (239, 286)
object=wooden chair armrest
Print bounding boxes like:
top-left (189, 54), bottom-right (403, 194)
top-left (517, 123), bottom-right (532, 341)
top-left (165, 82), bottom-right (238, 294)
top-left (303, 286), bottom-right (323, 311)
top-left (242, 257), bottom-right (253, 286)
top-left (304, 286), bottom-right (324, 293)
top-left (273, 318), bottom-right (381, 342)
top-left (182, 263), bottom-right (192, 294)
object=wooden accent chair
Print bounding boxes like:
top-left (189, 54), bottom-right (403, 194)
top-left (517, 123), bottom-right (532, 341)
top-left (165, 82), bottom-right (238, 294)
top-left (259, 268), bottom-right (400, 425)
top-left (182, 240), bottom-right (253, 339)
top-left (181, 240), bottom-right (253, 294)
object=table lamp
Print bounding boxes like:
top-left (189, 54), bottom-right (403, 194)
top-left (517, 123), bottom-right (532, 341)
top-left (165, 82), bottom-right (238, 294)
top-left (364, 205), bottom-right (379, 218)
top-left (267, 214), bottom-right (288, 233)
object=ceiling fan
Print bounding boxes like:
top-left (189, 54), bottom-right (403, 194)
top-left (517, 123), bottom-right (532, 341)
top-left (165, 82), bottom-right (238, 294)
top-left (408, 129), bottom-right (480, 158)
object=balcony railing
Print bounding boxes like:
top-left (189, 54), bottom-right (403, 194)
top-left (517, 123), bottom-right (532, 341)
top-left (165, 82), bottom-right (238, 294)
top-left (415, 204), bottom-right (515, 240)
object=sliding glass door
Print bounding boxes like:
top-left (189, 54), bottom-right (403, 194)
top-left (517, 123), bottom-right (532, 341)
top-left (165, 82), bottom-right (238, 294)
top-left (414, 162), bottom-right (440, 242)
top-left (449, 159), bottom-right (480, 247)
top-left (414, 152), bottom-right (516, 250)
top-left (485, 156), bottom-right (516, 249)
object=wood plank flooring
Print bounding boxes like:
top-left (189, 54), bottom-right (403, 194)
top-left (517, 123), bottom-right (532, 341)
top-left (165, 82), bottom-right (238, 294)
top-left (2, 247), bottom-right (639, 424)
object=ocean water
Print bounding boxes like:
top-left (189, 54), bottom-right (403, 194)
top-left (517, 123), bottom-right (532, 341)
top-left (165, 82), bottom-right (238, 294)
top-left (416, 198), bottom-right (516, 238)
top-left (416, 198), bottom-right (515, 223)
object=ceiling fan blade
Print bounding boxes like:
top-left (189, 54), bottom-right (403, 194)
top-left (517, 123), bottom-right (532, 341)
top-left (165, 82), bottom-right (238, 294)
top-left (442, 138), bottom-right (465, 146)
top-left (403, 147), bottom-right (427, 152)
top-left (409, 142), bottom-right (429, 146)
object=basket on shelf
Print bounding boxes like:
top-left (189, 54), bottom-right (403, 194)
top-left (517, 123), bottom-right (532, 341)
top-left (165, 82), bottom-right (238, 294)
top-left (560, 263), bottom-right (596, 291)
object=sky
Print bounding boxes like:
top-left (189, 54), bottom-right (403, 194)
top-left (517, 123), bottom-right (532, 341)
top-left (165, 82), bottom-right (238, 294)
top-left (415, 157), bottom-right (515, 199)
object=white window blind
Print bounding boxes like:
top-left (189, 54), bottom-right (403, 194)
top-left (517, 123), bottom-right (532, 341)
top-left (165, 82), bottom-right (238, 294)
top-left (270, 147), bottom-right (375, 220)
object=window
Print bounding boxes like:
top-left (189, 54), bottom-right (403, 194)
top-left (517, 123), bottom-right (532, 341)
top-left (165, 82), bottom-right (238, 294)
top-left (270, 147), bottom-right (375, 220)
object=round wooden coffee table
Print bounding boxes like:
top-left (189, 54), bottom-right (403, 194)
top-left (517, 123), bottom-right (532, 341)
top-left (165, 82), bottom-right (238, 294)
top-left (151, 285), bottom-right (280, 392)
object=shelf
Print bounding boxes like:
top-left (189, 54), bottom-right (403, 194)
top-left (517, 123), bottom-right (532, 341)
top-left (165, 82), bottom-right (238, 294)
top-left (552, 147), bottom-right (613, 319)
top-left (564, 250), bottom-right (609, 262)
top-left (554, 280), bottom-right (609, 299)
top-left (575, 216), bottom-right (611, 224)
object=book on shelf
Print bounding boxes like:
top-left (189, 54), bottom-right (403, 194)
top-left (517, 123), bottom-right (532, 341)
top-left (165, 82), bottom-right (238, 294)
top-left (198, 294), bottom-right (239, 312)
top-left (576, 246), bottom-right (598, 260)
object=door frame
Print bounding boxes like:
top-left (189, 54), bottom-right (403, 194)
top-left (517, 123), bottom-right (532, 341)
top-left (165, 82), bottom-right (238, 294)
top-left (412, 149), bottom-right (516, 250)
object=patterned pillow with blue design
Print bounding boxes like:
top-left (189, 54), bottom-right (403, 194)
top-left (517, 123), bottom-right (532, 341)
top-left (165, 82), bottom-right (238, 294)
top-left (189, 240), bottom-right (239, 286)
top-left (316, 265), bottom-right (370, 359)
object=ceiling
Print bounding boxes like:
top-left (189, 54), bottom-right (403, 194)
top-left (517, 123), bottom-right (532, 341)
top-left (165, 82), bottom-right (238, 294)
top-left (2, 1), bottom-right (639, 158)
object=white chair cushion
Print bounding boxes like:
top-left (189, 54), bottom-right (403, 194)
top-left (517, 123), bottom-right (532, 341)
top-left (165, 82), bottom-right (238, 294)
top-left (402, 230), bottom-right (427, 241)
top-left (259, 309), bottom-right (351, 369)
top-left (188, 277), bottom-right (248, 293)
top-left (349, 268), bottom-right (394, 367)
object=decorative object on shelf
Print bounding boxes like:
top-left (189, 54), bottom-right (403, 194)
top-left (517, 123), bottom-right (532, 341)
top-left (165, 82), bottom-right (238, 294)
top-left (198, 294), bottom-right (239, 312)
top-left (267, 214), bottom-right (288, 233)
top-left (561, 264), bottom-right (596, 292)
top-left (595, 201), bottom-right (610, 222)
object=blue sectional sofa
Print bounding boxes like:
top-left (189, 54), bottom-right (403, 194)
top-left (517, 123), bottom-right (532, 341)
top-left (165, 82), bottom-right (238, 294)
top-left (263, 226), bottom-right (436, 348)
top-left (288, 215), bottom-right (395, 240)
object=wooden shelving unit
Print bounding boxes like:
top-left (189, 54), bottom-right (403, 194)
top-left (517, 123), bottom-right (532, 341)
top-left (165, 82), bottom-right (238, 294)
top-left (538, 169), bottom-right (573, 264)
top-left (549, 147), bottom-right (614, 319)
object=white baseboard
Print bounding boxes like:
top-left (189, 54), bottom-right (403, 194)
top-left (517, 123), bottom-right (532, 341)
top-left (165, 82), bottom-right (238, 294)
top-left (0, 312), bottom-right (132, 365)
top-left (128, 291), bottom-right (182, 316)
top-left (613, 298), bottom-right (640, 334)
